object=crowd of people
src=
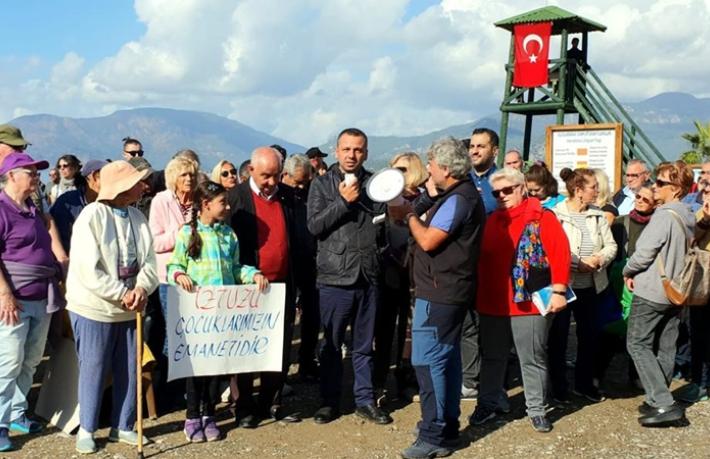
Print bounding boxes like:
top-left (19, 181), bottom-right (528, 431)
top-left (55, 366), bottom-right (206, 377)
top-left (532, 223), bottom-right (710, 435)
top-left (0, 122), bottom-right (709, 458)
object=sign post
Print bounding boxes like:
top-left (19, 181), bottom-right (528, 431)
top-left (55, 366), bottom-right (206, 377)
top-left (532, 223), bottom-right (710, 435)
top-left (166, 283), bottom-right (285, 381)
top-left (546, 123), bottom-right (623, 192)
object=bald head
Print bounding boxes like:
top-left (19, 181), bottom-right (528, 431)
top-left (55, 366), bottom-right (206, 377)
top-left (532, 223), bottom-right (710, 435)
top-left (249, 146), bottom-right (282, 197)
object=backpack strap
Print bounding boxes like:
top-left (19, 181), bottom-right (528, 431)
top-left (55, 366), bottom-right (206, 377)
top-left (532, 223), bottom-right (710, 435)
top-left (655, 208), bottom-right (691, 279)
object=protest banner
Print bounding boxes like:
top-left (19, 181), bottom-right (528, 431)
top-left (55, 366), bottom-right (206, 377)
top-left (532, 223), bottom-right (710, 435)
top-left (166, 283), bottom-right (285, 381)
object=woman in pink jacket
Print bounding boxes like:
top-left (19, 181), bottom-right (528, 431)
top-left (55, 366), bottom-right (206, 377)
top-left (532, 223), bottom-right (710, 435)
top-left (149, 156), bottom-right (197, 354)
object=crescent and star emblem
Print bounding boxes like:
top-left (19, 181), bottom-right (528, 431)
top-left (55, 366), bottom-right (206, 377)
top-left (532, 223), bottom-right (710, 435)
top-left (522, 34), bottom-right (544, 63)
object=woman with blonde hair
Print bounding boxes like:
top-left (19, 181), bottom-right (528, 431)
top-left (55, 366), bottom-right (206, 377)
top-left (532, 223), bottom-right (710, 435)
top-left (149, 156), bottom-right (198, 354)
top-left (593, 169), bottom-right (618, 226)
top-left (374, 152), bottom-right (427, 398)
top-left (210, 160), bottom-right (238, 189)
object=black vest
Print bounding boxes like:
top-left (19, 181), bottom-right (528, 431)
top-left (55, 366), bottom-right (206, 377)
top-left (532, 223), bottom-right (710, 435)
top-left (412, 180), bottom-right (485, 306)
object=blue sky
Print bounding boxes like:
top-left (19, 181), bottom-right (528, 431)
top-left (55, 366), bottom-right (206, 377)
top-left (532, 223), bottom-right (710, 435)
top-left (1, 0), bottom-right (708, 145)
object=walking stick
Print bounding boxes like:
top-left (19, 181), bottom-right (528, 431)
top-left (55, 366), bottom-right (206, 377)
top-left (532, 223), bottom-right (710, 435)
top-left (136, 312), bottom-right (144, 459)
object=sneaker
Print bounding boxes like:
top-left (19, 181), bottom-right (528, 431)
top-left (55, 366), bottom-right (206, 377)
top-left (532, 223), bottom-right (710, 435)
top-left (0, 428), bottom-right (13, 452)
top-left (468, 405), bottom-right (497, 426)
top-left (678, 383), bottom-right (710, 403)
top-left (108, 428), bottom-right (151, 446)
top-left (184, 418), bottom-right (205, 443)
top-left (201, 416), bottom-right (222, 442)
top-left (75, 434), bottom-right (97, 455)
top-left (10, 414), bottom-right (43, 434)
top-left (573, 387), bottom-right (605, 403)
top-left (530, 415), bottom-right (552, 433)
top-left (461, 385), bottom-right (478, 400)
top-left (401, 438), bottom-right (453, 459)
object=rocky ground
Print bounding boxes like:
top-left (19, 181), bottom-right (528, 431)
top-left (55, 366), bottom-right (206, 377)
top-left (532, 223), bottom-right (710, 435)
top-left (5, 356), bottom-right (710, 459)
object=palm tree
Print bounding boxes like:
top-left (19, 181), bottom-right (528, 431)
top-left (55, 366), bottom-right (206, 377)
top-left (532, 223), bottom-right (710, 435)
top-left (680, 120), bottom-right (710, 164)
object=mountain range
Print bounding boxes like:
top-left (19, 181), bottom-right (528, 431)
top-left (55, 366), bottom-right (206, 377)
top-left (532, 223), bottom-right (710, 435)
top-left (8, 91), bottom-right (709, 172)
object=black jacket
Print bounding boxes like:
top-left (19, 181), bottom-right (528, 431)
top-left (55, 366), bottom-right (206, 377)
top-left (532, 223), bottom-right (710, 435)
top-left (227, 181), bottom-right (296, 284)
top-left (306, 166), bottom-right (386, 286)
top-left (412, 179), bottom-right (485, 306)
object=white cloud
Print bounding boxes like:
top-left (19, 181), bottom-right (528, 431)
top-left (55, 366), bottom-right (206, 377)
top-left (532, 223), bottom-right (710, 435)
top-left (3, 0), bottom-right (710, 145)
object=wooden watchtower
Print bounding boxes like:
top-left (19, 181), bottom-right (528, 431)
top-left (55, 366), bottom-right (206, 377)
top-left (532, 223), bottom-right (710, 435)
top-left (494, 6), bottom-right (665, 165)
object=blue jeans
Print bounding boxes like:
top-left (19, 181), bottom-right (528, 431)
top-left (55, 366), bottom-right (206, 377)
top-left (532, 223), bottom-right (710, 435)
top-left (411, 299), bottom-right (466, 446)
top-left (70, 312), bottom-right (137, 432)
top-left (318, 282), bottom-right (378, 408)
top-left (0, 299), bottom-right (51, 427)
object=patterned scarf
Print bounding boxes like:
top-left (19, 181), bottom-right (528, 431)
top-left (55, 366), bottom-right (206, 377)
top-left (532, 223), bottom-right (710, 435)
top-left (512, 220), bottom-right (550, 302)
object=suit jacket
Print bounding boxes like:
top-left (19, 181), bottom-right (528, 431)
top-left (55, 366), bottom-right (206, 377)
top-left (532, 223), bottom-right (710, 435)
top-left (227, 181), bottom-right (296, 286)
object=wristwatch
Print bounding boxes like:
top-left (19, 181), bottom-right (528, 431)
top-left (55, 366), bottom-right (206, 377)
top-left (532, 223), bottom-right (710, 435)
top-left (552, 290), bottom-right (567, 296)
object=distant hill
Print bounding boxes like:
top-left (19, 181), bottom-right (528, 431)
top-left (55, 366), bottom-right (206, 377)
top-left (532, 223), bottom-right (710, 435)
top-left (10, 108), bottom-right (304, 170)
top-left (8, 92), bottom-right (709, 172)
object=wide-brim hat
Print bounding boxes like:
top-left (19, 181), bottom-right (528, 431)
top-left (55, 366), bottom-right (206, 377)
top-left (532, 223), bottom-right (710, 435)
top-left (97, 160), bottom-right (151, 201)
top-left (0, 124), bottom-right (30, 147)
top-left (0, 152), bottom-right (49, 175)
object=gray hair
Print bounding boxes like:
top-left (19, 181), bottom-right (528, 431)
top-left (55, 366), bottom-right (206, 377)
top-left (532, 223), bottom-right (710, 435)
top-left (427, 137), bottom-right (471, 180)
top-left (283, 154), bottom-right (313, 177)
top-left (627, 159), bottom-right (648, 172)
top-left (489, 167), bottom-right (525, 187)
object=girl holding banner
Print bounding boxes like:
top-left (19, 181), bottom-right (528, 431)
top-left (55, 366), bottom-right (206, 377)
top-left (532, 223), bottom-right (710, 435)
top-left (167, 181), bottom-right (268, 442)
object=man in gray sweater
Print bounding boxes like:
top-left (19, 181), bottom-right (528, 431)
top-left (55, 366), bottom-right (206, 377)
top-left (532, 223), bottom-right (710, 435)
top-left (623, 161), bottom-right (695, 427)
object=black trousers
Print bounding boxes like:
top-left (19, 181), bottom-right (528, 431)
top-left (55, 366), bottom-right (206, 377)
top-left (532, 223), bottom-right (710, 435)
top-left (373, 268), bottom-right (411, 388)
top-left (296, 271), bottom-right (320, 371)
top-left (186, 376), bottom-right (219, 419)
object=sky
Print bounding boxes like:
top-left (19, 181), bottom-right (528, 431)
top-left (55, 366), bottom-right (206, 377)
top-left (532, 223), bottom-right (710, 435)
top-left (2, 0), bottom-right (709, 146)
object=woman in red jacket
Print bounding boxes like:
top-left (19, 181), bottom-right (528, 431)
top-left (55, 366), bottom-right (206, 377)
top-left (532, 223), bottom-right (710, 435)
top-left (468, 167), bottom-right (571, 433)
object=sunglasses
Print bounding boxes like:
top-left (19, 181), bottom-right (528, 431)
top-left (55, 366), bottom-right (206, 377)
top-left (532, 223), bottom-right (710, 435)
top-left (124, 150), bottom-right (144, 157)
top-left (395, 166), bottom-right (408, 173)
top-left (655, 179), bottom-right (675, 188)
top-left (221, 169), bottom-right (237, 178)
top-left (58, 163), bottom-right (71, 169)
top-left (491, 184), bottom-right (520, 198)
top-left (635, 194), bottom-right (653, 205)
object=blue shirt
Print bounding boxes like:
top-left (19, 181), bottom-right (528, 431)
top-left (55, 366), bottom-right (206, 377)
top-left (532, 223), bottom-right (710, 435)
top-left (49, 189), bottom-right (87, 253)
top-left (430, 194), bottom-right (470, 234)
top-left (616, 186), bottom-right (635, 216)
top-left (682, 191), bottom-right (703, 213)
top-left (469, 165), bottom-right (497, 215)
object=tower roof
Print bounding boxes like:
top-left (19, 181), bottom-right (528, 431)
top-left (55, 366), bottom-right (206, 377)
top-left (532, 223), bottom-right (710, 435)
top-left (495, 6), bottom-right (606, 34)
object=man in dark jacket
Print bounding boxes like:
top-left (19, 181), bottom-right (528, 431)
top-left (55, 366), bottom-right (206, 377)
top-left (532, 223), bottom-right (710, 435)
top-left (228, 146), bottom-right (300, 427)
top-left (306, 128), bottom-right (391, 425)
top-left (390, 137), bottom-right (485, 459)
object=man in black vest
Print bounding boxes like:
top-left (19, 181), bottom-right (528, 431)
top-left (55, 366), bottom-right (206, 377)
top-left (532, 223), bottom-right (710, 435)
top-left (390, 137), bottom-right (485, 459)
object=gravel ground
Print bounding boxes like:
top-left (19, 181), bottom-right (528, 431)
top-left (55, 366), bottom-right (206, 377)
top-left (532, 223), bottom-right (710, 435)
top-left (5, 363), bottom-right (710, 459)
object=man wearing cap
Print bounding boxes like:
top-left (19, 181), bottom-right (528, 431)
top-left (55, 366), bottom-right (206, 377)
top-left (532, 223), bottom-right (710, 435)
top-left (306, 147), bottom-right (328, 176)
top-left (50, 160), bottom-right (107, 253)
top-left (0, 151), bottom-right (66, 452)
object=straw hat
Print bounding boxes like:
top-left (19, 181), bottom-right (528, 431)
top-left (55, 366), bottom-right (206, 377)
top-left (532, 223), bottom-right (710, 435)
top-left (98, 160), bottom-right (151, 201)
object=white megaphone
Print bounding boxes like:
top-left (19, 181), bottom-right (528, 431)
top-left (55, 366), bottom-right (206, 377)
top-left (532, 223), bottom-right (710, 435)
top-left (366, 167), bottom-right (406, 224)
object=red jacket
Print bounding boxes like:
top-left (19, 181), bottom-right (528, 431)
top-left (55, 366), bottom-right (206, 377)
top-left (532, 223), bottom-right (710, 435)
top-left (476, 198), bottom-right (571, 316)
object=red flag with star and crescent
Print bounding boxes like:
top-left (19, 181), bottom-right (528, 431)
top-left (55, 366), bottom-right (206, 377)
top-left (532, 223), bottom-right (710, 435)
top-left (513, 22), bottom-right (552, 88)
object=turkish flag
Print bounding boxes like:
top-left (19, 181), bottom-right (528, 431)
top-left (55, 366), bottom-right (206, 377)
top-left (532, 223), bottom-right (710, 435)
top-left (513, 22), bottom-right (552, 88)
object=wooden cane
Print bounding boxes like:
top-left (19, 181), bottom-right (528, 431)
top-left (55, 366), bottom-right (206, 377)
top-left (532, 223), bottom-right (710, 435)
top-left (136, 312), bottom-right (144, 459)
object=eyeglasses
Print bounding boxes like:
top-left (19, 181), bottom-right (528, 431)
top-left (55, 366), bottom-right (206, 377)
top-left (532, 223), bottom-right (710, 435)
top-left (58, 163), bottom-right (71, 169)
top-left (625, 172), bottom-right (646, 179)
top-left (635, 194), bottom-right (653, 205)
top-left (701, 170), bottom-right (710, 176)
top-left (655, 179), bottom-right (675, 188)
top-left (491, 184), bottom-right (520, 198)
top-left (124, 150), bottom-right (144, 157)
top-left (221, 169), bottom-right (237, 178)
